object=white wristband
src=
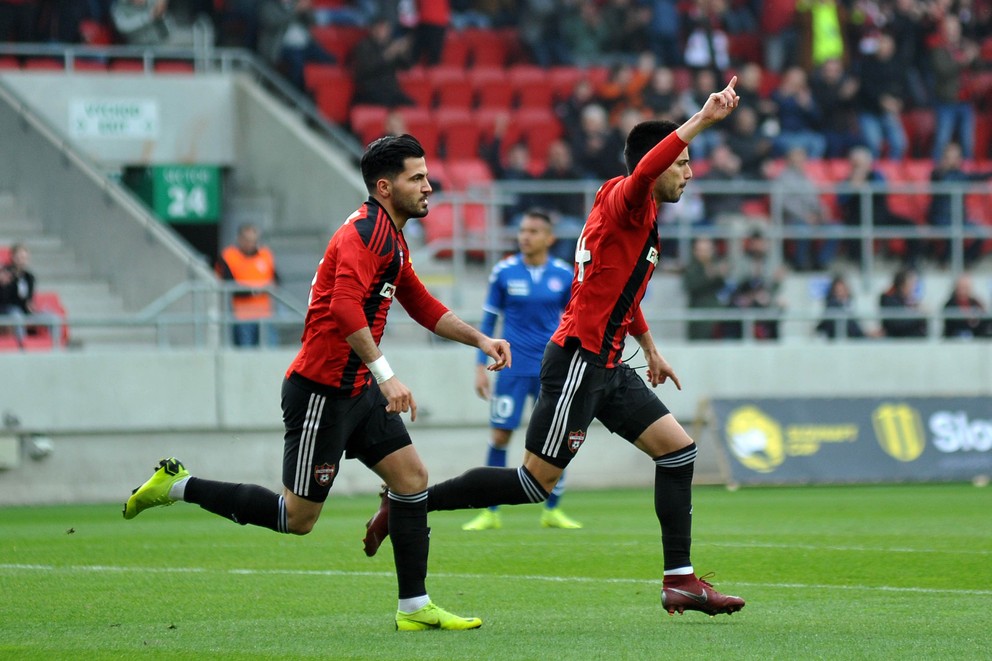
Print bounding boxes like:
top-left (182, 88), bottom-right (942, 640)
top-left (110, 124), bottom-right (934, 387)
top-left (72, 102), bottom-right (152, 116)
top-left (367, 355), bottom-right (394, 384)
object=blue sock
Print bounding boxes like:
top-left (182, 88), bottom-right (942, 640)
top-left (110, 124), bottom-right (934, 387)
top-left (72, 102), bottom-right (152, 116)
top-left (546, 470), bottom-right (566, 509)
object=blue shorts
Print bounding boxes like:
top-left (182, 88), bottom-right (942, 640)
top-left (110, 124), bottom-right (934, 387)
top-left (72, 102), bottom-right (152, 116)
top-left (490, 373), bottom-right (541, 430)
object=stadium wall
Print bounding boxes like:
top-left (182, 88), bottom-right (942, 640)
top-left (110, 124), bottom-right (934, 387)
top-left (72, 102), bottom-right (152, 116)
top-left (0, 342), bottom-right (989, 505)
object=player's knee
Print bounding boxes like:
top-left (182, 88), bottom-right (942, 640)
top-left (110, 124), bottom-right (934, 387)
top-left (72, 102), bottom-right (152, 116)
top-left (285, 508), bottom-right (320, 535)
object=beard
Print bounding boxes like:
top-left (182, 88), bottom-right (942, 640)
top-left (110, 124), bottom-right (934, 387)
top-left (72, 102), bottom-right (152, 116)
top-left (399, 196), bottom-right (429, 219)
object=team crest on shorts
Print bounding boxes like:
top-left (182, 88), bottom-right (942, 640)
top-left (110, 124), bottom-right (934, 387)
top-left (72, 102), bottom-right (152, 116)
top-left (567, 430), bottom-right (586, 453)
top-left (314, 463), bottom-right (337, 486)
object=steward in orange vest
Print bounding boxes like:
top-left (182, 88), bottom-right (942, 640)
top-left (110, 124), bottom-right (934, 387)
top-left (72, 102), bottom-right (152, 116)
top-left (216, 224), bottom-right (279, 320)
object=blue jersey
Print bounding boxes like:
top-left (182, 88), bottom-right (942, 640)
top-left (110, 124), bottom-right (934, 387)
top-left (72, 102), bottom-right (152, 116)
top-left (476, 254), bottom-right (573, 377)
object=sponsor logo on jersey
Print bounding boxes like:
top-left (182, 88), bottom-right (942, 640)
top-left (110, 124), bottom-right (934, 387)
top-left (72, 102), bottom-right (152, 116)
top-left (314, 463), bottom-right (337, 486)
top-left (547, 277), bottom-right (566, 292)
top-left (567, 429), bottom-right (586, 453)
top-left (380, 282), bottom-right (396, 298)
top-left (507, 279), bottom-right (530, 296)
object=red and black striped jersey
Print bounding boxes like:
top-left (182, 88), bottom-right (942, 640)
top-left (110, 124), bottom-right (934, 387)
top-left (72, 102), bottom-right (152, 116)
top-left (287, 198), bottom-right (449, 396)
top-left (551, 132), bottom-right (688, 367)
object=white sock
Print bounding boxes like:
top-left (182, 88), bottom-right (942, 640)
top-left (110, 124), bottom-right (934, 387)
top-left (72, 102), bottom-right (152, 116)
top-left (398, 595), bottom-right (430, 613)
top-left (169, 476), bottom-right (191, 501)
top-left (663, 566), bottom-right (694, 577)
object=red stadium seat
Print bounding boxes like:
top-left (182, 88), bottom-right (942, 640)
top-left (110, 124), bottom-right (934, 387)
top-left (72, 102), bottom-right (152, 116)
top-left (420, 201), bottom-right (489, 259)
top-left (310, 25), bottom-right (366, 63)
top-left (439, 113), bottom-right (482, 160)
top-left (399, 107), bottom-right (440, 159)
top-left (0, 291), bottom-right (70, 351)
top-left (435, 78), bottom-right (474, 109)
top-left (548, 66), bottom-right (585, 101)
top-left (350, 104), bottom-right (390, 142)
top-left (466, 28), bottom-right (510, 68)
top-left (442, 158), bottom-right (493, 191)
top-left (397, 65), bottom-right (434, 107)
top-left (902, 109), bottom-right (936, 158)
top-left (440, 31), bottom-right (472, 68)
top-left (109, 59), bottom-right (146, 73)
top-left (0, 57), bottom-right (19, 70)
top-left (303, 63), bottom-right (350, 93)
top-left (472, 67), bottom-right (513, 110)
top-left (314, 78), bottom-right (355, 124)
top-left (23, 58), bottom-right (64, 71)
top-left (154, 61), bottom-right (195, 74)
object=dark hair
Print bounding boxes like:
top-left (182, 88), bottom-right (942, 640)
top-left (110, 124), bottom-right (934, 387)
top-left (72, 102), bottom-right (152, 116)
top-left (360, 134), bottom-right (426, 193)
top-left (623, 120), bottom-right (679, 174)
top-left (521, 208), bottom-right (553, 226)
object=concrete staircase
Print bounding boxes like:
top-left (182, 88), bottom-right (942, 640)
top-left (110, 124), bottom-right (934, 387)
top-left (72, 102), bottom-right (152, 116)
top-left (0, 191), bottom-right (156, 349)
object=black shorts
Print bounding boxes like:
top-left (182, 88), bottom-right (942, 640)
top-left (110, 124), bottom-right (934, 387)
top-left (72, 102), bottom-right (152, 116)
top-left (524, 340), bottom-right (670, 469)
top-left (281, 372), bottom-right (412, 503)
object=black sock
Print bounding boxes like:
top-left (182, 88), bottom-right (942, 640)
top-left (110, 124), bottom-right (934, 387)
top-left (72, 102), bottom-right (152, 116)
top-left (389, 490), bottom-right (429, 600)
top-left (427, 466), bottom-right (548, 512)
top-left (184, 478), bottom-right (288, 533)
top-left (654, 443), bottom-right (697, 571)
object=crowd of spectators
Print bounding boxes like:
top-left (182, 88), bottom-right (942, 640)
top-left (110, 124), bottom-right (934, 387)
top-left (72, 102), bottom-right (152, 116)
top-left (3, 0), bottom-right (992, 344)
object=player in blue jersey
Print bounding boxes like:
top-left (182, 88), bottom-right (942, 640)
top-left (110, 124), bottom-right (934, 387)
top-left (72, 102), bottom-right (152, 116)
top-left (463, 210), bottom-right (583, 531)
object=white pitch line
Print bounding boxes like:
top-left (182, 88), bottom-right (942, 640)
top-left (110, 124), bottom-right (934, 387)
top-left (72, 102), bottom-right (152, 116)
top-left (704, 541), bottom-right (992, 556)
top-left (2, 564), bottom-right (991, 597)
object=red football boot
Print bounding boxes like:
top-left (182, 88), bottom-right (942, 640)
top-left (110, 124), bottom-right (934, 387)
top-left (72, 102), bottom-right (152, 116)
top-left (662, 572), bottom-right (745, 616)
top-left (362, 486), bottom-right (390, 557)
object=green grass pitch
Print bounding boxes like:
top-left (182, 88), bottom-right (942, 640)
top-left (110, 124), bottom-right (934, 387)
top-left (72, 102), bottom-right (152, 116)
top-left (1, 483), bottom-right (990, 660)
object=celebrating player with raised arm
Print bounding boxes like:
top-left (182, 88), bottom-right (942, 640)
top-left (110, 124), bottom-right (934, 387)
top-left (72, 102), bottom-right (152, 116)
top-left (123, 135), bottom-right (511, 631)
top-left (364, 77), bottom-right (746, 617)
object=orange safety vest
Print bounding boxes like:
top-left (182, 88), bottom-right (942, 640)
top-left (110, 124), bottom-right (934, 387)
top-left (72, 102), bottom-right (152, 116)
top-left (219, 246), bottom-right (277, 320)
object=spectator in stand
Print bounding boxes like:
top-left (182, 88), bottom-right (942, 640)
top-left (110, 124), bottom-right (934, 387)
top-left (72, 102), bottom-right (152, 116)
top-left (724, 106), bottom-right (773, 179)
top-left (539, 139), bottom-right (587, 260)
top-left (770, 66), bottom-right (827, 158)
top-left (795, 0), bottom-right (848, 72)
top-left (927, 141), bottom-right (992, 266)
top-left (811, 58), bottom-right (861, 159)
top-left (761, 0), bottom-right (799, 72)
top-left (879, 267), bottom-right (928, 337)
top-left (559, 0), bottom-right (608, 66)
top-left (682, 236), bottom-right (730, 340)
top-left (555, 77), bottom-right (598, 138)
top-left (411, 0), bottom-right (449, 66)
top-left (641, 66), bottom-right (682, 122)
top-left (350, 14), bottom-right (414, 108)
top-left (481, 113), bottom-right (540, 225)
top-left (942, 272), bottom-right (992, 338)
top-left (727, 230), bottom-right (787, 340)
top-left (734, 62), bottom-right (778, 132)
top-left (596, 62), bottom-right (642, 122)
top-left (0, 0), bottom-right (40, 42)
top-left (216, 223), bottom-right (280, 348)
top-left (519, 0), bottom-right (569, 66)
top-left (701, 144), bottom-right (750, 226)
top-left (853, 32), bottom-right (909, 160)
top-left (600, 0), bottom-right (652, 56)
top-left (678, 68), bottom-right (724, 158)
top-left (816, 273), bottom-right (878, 339)
top-left (682, 0), bottom-right (731, 77)
top-left (775, 145), bottom-right (840, 271)
top-left (257, 0), bottom-right (336, 90)
top-left (643, 0), bottom-right (683, 67)
top-left (838, 146), bottom-right (922, 265)
top-left (888, 0), bottom-right (930, 107)
top-left (929, 14), bottom-right (979, 161)
top-left (0, 243), bottom-right (36, 349)
top-left (111, 0), bottom-right (215, 47)
top-left (568, 103), bottom-right (625, 181)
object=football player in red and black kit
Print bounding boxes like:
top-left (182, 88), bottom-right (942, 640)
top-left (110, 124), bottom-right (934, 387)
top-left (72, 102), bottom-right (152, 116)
top-left (364, 78), bottom-right (746, 617)
top-left (123, 135), bottom-right (512, 631)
